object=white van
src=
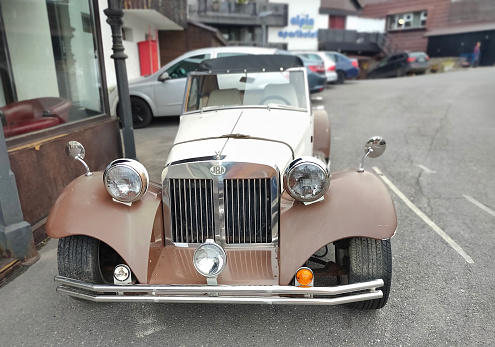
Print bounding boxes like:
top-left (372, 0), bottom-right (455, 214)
top-left (109, 46), bottom-right (277, 128)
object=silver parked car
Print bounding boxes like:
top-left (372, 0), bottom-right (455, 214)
top-left (109, 46), bottom-right (277, 128)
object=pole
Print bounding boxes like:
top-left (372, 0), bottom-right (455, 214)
top-left (104, 0), bottom-right (136, 159)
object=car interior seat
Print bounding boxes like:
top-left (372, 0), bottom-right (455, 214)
top-left (206, 88), bottom-right (242, 107)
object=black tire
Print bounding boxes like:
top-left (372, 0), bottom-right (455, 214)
top-left (130, 97), bottom-right (153, 129)
top-left (395, 66), bottom-right (405, 77)
top-left (336, 237), bottom-right (392, 310)
top-left (58, 235), bottom-right (121, 284)
top-left (336, 70), bottom-right (346, 84)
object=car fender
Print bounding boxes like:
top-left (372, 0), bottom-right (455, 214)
top-left (279, 169), bottom-right (397, 284)
top-left (111, 91), bottom-right (158, 118)
top-left (313, 108), bottom-right (331, 159)
top-left (46, 172), bottom-right (162, 283)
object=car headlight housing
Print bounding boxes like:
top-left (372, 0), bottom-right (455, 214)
top-left (103, 159), bottom-right (149, 203)
top-left (283, 157), bottom-right (330, 202)
top-left (193, 240), bottom-right (227, 277)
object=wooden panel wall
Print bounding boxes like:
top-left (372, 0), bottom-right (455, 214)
top-left (7, 118), bottom-right (122, 235)
top-left (361, 0), bottom-right (451, 53)
top-left (159, 25), bottom-right (225, 66)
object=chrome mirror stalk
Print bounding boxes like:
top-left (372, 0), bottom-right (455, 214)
top-left (65, 141), bottom-right (92, 176)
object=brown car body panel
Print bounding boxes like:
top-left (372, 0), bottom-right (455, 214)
top-left (313, 108), bottom-right (331, 158)
top-left (48, 169), bottom-right (395, 286)
top-left (279, 170), bottom-right (397, 284)
top-left (46, 172), bottom-right (161, 283)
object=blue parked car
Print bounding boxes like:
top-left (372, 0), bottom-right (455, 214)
top-left (324, 51), bottom-right (359, 84)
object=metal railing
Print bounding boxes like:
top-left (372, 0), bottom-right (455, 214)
top-left (189, 0), bottom-right (288, 26)
top-left (318, 29), bottom-right (400, 55)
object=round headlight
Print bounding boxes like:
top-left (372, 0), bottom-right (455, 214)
top-left (103, 159), bottom-right (149, 203)
top-left (193, 240), bottom-right (227, 277)
top-left (283, 157), bottom-right (330, 202)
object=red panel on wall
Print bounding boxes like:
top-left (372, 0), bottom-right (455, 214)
top-left (329, 15), bottom-right (346, 29)
top-left (138, 40), bottom-right (159, 76)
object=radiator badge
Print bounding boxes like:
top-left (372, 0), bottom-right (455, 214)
top-left (210, 165), bottom-right (226, 176)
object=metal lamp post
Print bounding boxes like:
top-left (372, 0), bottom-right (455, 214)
top-left (104, 0), bottom-right (136, 159)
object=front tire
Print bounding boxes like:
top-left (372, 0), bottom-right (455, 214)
top-left (58, 236), bottom-right (121, 284)
top-left (395, 66), bottom-right (405, 77)
top-left (336, 237), bottom-right (392, 309)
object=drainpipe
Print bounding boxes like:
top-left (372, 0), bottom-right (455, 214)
top-left (0, 130), bottom-right (37, 262)
top-left (104, 0), bottom-right (136, 159)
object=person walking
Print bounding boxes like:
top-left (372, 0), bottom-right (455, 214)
top-left (472, 42), bottom-right (481, 67)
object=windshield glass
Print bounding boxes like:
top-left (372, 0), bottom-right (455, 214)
top-left (184, 70), bottom-right (308, 112)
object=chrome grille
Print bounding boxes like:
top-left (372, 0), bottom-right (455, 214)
top-left (169, 179), bottom-right (214, 243)
top-left (224, 178), bottom-right (272, 244)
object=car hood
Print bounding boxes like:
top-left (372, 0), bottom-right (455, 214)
top-left (165, 107), bottom-right (311, 174)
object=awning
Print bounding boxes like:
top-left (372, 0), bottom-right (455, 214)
top-left (123, 9), bottom-right (183, 31)
top-left (425, 22), bottom-right (495, 37)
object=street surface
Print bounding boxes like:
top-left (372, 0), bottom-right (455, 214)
top-left (1, 68), bottom-right (494, 346)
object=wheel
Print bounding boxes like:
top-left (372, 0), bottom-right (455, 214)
top-left (130, 97), bottom-right (153, 128)
top-left (260, 95), bottom-right (291, 105)
top-left (336, 71), bottom-right (346, 84)
top-left (335, 237), bottom-right (392, 309)
top-left (58, 235), bottom-right (121, 284)
top-left (395, 66), bottom-right (405, 77)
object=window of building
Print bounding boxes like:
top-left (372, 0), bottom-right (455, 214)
top-left (387, 11), bottom-right (427, 31)
top-left (0, 0), bottom-right (104, 139)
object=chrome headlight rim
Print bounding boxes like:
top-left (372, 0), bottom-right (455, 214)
top-left (283, 156), bottom-right (330, 202)
top-left (193, 240), bottom-right (227, 278)
top-left (103, 158), bottom-right (149, 203)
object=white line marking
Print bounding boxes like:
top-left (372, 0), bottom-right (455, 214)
top-left (417, 164), bottom-right (436, 174)
top-left (463, 195), bottom-right (495, 218)
top-left (373, 167), bottom-right (474, 264)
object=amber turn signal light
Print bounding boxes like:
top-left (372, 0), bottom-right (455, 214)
top-left (296, 267), bottom-right (314, 287)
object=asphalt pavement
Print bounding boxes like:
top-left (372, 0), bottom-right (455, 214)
top-left (1, 67), bottom-right (494, 346)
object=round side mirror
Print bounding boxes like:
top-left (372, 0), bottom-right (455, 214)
top-left (158, 72), bottom-right (170, 82)
top-left (66, 141), bottom-right (85, 160)
top-left (364, 136), bottom-right (386, 158)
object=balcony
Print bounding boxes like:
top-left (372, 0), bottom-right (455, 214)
top-left (318, 29), bottom-right (391, 55)
top-left (121, 0), bottom-right (188, 29)
top-left (189, 0), bottom-right (288, 27)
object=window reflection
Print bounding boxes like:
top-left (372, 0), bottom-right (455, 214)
top-left (0, 0), bottom-right (103, 139)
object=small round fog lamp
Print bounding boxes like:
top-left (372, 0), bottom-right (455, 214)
top-left (193, 240), bottom-right (227, 277)
top-left (114, 264), bottom-right (131, 282)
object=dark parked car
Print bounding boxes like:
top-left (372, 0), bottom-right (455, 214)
top-left (367, 52), bottom-right (430, 79)
top-left (324, 51), bottom-right (359, 84)
top-left (297, 55), bottom-right (327, 94)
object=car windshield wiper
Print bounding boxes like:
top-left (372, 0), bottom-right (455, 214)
top-left (265, 103), bottom-right (305, 111)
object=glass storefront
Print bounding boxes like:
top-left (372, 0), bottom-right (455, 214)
top-left (0, 0), bottom-right (104, 139)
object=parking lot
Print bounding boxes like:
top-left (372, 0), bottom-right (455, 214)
top-left (1, 68), bottom-right (494, 346)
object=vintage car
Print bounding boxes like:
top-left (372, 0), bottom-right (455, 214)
top-left (47, 55), bottom-right (397, 309)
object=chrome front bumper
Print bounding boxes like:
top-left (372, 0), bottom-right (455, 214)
top-left (55, 276), bottom-right (383, 305)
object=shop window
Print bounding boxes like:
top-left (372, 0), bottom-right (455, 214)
top-left (0, 0), bottom-right (104, 139)
top-left (387, 10), bottom-right (427, 31)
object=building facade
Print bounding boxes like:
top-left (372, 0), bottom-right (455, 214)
top-left (0, 0), bottom-right (125, 271)
top-left (360, 0), bottom-right (495, 65)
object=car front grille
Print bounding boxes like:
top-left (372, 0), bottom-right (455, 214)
top-left (169, 179), bottom-right (215, 244)
top-left (168, 177), bottom-right (274, 245)
top-left (224, 178), bottom-right (272, 244)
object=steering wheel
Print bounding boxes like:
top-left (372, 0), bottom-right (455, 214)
top-left (260, 95), bottom-right (291, 106)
